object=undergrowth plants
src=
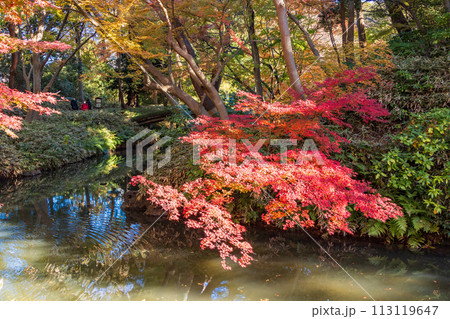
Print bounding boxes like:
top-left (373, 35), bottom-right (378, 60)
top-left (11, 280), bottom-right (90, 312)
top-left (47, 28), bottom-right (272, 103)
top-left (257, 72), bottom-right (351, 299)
top-left (0, 111), bottom-right (140, 178)
top-left (369, 108), bottom-right (450, 246)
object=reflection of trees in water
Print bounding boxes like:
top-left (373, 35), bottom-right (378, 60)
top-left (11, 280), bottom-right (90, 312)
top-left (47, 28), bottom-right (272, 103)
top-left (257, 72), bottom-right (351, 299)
top-left (0, 155), bottom-right (129, 212)
top-left (16, 220), bottom-right (204, 300)
top-left (1, 155), bottom-right (448, 300)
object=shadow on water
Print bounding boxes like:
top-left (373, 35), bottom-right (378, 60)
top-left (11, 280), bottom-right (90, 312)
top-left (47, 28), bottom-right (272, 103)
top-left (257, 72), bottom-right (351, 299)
top-left (0, 155), bottom-right (448, 301)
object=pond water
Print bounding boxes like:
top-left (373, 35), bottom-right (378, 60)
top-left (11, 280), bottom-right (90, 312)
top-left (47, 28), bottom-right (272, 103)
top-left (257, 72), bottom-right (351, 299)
top-left (0, 155), bottom-right (448, 301)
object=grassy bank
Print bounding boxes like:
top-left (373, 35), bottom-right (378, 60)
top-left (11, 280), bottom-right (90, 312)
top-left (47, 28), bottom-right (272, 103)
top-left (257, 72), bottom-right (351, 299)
top-left (0, 110), bottom-right (141, 179)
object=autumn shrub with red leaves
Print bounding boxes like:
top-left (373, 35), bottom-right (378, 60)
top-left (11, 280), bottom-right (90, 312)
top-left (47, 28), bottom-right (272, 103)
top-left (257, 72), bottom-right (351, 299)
top-left (132, 67), bottom-right (403, 269)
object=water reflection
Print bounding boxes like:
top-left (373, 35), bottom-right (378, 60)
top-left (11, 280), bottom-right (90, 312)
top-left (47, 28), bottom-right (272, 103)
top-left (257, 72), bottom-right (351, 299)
top-left (0, 156), bottom-right (448, 301)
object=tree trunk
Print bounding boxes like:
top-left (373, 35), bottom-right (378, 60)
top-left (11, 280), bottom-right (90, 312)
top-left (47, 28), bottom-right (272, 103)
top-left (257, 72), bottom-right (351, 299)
top-left (160, 20), bottom-right (229, 118)
top-left (339, 0), bottom-right (348, 48)
top-left (328, 25), bottom-right (341, 66)
top-left (31, 53), bottom-right (42, 93)
top-left (77, 54), bottom-right (84, 101)
top-left (174, 22), bottom-right (225, 116)
top-left (287, 11), bottom-right (321, 59)
top-left (7, 23), bottom-right (19, 89)
top-left (152, 90), bottom-right (158, 105)
top-left (30, 9), bottom-right (47, 94)
top-left (287, 10), bottom-right (331, 75)
top-left (356, 0), bottom-right (367, 49)
top-left (272, 0), bottom-right (305, 99)
top-left (75, 24), bottom-right (84, 102)
top-left (117, 53), bottom-right (126, 108)
top-left (22, 53), bottom-right (31, 91)
top-left (346, 0), bottom-right (355, 64)
top-left (393, 0), bottom-right (425, 33)
top-left (444, 0), bottom-right (450, 13)
top-left (126, 90), bottom-right (138, 108)
top-left (140, 63), bottom-right (210, 117)
top-left (385, 0), bottom-right (412, 34)
top-left (245, 0), bottom-right (264, 97)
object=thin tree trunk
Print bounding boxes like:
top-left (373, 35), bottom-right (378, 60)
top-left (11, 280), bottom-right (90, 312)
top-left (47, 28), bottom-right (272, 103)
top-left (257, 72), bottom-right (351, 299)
top-left (339, 0), bottom-right (348, 48)
top-left (140, 63), bottom-right (209, 116)
top-left (272, 0), bottom-right (305, 99)
top-left (287, 11), bottom-right (321, 58)
top-left (245, 0), bottom-right (264, 97)
top-left (347, 0), bottom-right (355, 64)
top-left (75, 24), bottom-right (84, 102)
top-left (328, 25), bottom-right (341, 66)
top-left (117, 53), bottom-right (126, 108)
top-left (8, 23), bottom-right (19, 89)
top-left (173, 18), bottom-right (224, 115)
top-left (43, 33), bottom-right (95, 92)
top-left (287, 11), bottom-right (331, 75)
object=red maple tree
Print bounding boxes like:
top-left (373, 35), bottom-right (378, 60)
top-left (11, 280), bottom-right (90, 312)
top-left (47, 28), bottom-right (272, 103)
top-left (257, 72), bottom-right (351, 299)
top-left (132, 67), bottom-right (403, 269)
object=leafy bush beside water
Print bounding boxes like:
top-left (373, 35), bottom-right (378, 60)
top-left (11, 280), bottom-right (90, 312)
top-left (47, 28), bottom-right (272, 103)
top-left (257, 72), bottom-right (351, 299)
top-left (343, 109), bottom-right (449, 247)
top-left (370, 108), bottom-right (449, 244)
top-left (0, 111), bottom-right (141, 178)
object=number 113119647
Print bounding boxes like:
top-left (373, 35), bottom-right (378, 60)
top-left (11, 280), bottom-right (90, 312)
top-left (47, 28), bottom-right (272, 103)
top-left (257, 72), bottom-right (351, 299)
top-left (372, 305), bottom-right (439, 316)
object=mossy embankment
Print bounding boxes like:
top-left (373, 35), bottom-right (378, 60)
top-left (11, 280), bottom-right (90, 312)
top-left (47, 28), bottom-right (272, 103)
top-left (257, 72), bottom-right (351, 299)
top-left (0, 110), bottom-right (142, 179)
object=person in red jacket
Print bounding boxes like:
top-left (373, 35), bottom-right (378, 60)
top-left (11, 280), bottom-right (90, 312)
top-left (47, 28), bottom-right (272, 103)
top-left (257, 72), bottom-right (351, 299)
top-left (80, 100), bottom-right (89, 111)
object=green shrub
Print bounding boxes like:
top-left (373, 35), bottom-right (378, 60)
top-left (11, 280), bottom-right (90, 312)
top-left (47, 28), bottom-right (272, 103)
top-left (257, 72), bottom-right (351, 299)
top-left (389, 29), bottom-right (450, 58)
top-left (367, 108), bottom-right (450, 245)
